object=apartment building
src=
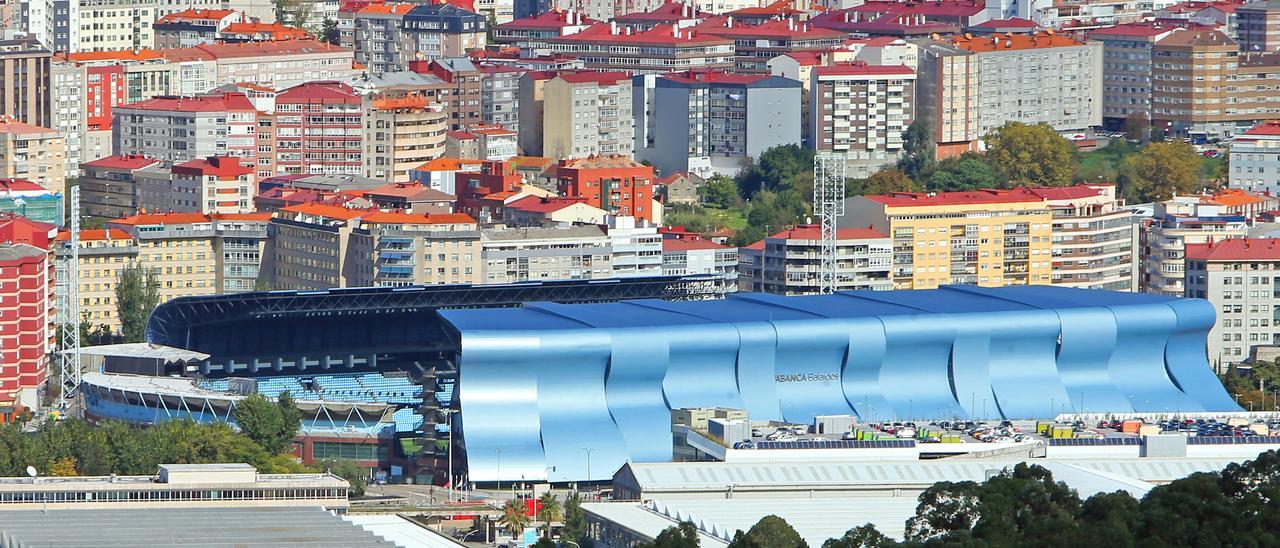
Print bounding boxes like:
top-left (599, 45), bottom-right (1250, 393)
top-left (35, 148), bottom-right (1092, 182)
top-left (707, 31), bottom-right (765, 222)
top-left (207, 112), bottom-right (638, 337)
top-left (696, 17), bottom-right (847, 73)
top-left (269, 204), bottom-right (481, 289)
top-left (492, 8), bottom-right (595, 49)
top-left (163, 39), bottom-right (357, 90)
top-left (411, 57), bottom-right (485, 131)
top-left (913, 31), bottom-right (1101, 155)
top-left (1028, 183), bottom-right (1138, 292)
top-left (557, 155), bottom-right (656, 222)
top-left (339, 1), bottom-right (414, 74)
top-left (79, 154), bottom-right (163, 221)
top-left (502, 196), bottom-right (608, 226)
top-left (161, 156), bottom-right (256, 215)
top-left (737, 225), bottom-right (893, 295)
top-left (661, 234), bottom-right (738, 294)
top-left (153, 9), bottom-right (245, 49)
top-left (1230, 120), bottom-right (1280, 194)
top-left (1140, 196), bottom-right (1249, 296)
top-left (603, 216), bottom-right (662, 278)
top-left (64, 50), bottom-right (180, 104)
top-left (108, 212), bottom-right (270, 304)
top-left (50, 59), bottom-right (86, 177)
top-left (1151, 28), bottom-right (1242, 138)
top-left (542, 71), bottom-right (634, 159)
top-left (1088, 22), bottom-right (1176, 129)
top-left (1185, 238), bottom-right (1280, 369)
top-left (633, 70), bottom-right (802, 178)
top-left (0, 179), bottom-right (63, 226)
top-left (480, 225), bottom-right (613, 283)
top-left (363, 95), bottom-right (448, 183)
top-left (0, 215), bottom-right (53, 420)
top-left (402, 3), bottom-right (488, 61)
top-left (1237, 0), bottom-right (1280, 53)
top-left (549, 22), bottom-right (737, 75)
top-left (810, 62), bottom-right (916, 179)
top-left (60, 227), bottom-right (138, 332)
top-left (843, 189), bottom-right (1054, 290)
top-left (270, 81), bottom-right (363, 176)
top-left (0, 37), bottom-right (51, 129)
top-left (0, 116), bottom-right (65, 196)
top-left (478, 63), bottom-right (523, 134)
top-left (112, 92), bottom-right (258, 165)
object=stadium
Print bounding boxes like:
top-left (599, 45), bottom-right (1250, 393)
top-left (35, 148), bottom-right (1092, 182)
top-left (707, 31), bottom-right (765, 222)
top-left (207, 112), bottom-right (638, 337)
top-left (81, 278), bottom-right (1241, 484)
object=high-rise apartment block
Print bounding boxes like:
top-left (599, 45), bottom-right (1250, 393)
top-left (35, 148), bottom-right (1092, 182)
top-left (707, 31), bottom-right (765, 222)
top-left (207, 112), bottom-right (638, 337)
top-left (737, 225), bottom-right (893, 295)
top-left (556, 155), bottom-right (656, 222)
top-left (541, 71), bottom-right (633, 159)
top-left (0, 116), bottom-right (65, 196)
top-left (810, 62), bottom-right (915, 178)
top-left (633, 70), bottom-right (802, 178)
top-left (112, 92), bottom-right (258, 165)
top-left (270, 82), bottom-right (363, 176)
top-left (1030, 183), bottom-right (1138, 291)
top-left (0, 37), bottom-right (51, 129)
top-left (362, 95), bottom-right (448, 183)
top-left (1140, 196), bottom-right (1250, 296)
top-left (1088, 22), bottom-right (1176, 129)
top-left (1237, 0), bottom-right (1280, 53)
top-left (843, 189), bottom-right (1054, 290)
top-left (0, 214), bottom-right (53, 421)
top-left (1230, 120), bottom-right (1280, 195)
top-left (914, 31), bottom-right (1101, 156)
top-left (1185, 238), bottom-right (1280, 369)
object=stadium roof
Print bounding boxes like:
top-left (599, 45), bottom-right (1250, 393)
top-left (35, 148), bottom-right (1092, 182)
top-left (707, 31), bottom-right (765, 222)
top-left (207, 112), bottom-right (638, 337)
top-left (76, 343), bottom-right (209, 361)
top-left (0, 507), bottom-right (396, 548)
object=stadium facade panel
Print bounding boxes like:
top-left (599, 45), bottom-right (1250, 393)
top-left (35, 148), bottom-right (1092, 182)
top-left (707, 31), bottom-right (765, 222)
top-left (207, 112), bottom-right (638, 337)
top-left (440, 286), bottom-right (1241, 482)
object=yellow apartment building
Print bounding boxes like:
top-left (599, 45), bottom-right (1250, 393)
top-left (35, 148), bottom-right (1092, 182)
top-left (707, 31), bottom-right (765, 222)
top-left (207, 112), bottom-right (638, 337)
top-left (843, 189), bottom-right (1054, 289)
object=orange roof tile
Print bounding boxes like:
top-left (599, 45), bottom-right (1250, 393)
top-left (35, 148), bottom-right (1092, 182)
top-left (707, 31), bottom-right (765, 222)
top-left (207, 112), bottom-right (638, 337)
top-left (111, 212), bottom-right (212, 225)
top-left (65, 49), bottom-right (164, 63)
top-left (212, 212), bottom-right (273, 221)
top-left (281, 203), bottom-right (366, 220)
top-left (55, 229), bottom-right (133, 242)
top-left (947, 30), bottom-right (1083, 52)
top-left (360, 211), bottom-right (477, 224)
top-left (413, 158), bottom-right (484, 171)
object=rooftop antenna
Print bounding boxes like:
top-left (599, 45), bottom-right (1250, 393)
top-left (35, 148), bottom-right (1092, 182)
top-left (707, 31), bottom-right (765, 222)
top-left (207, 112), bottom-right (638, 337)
top-left (813, 153), bottom-right (846, 294)
top-left (56, 185), bottom-right (81, 414)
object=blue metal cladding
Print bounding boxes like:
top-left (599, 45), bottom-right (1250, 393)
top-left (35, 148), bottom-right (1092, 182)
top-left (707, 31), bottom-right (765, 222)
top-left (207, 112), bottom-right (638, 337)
top-left (441, 286), bottom-right (1240, 482)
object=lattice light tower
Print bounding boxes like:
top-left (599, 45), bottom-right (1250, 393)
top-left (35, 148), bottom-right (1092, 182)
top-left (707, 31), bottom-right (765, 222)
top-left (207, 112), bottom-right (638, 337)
top-left (56, 185), bottom-right (81, 412)
top-left (813, 153), bottom-right (846, 294)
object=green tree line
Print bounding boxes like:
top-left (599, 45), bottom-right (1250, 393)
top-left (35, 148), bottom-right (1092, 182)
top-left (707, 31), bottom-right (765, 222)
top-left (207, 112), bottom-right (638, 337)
top-left (642, 450), bottom-right (1280, 547)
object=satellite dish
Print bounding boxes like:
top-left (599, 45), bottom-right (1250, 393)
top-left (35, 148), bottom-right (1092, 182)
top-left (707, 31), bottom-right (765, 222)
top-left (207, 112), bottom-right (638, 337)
top-left (25, 466), bottom-right (37, 478)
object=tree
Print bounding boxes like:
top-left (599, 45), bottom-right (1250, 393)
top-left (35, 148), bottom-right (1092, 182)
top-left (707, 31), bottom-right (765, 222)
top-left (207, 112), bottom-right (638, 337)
top-left (232, 392), bottom-right (301, 455)
top-left (896, 119), bottom-right (935, 181)
top-left (1124, 112), bottom-right (1150, 142)
top-left (641, 521), bottom-right (700, 548)
top-left (499, 497), bottom-right (531, 538)
top-left (927, 154), bottom-right (999, 192)
top-left (904, 481), bottom-right (983, 543)
top-left (537, 492), bottom-right (562, 537)
top-left (983, 121), bottom-right (1077, 186)
top-left (822, 525), bottom-right (892, 548)
top-left (320, 18), bottom-right (340, 44)
top-left (50, 456), bottom-right (79, 476)
top-left (1122, 141), bottom-right (1203, 202)
top-left (702, 175), bottom-right (740, 209)
top-left (731, 515), bottom-right (807, 548)
top-left (115, 263), bottom-right (160, 343)
top-left (736, 145), bottom-right (815, 198)
top-left (530, 539), bottom-right (556, 548)
top-left (852, 168), bottom-right (915, 196)
top-left (321, 458), bottom-right (368, 497)
top-left (562, 491), bottom-right (588, 545)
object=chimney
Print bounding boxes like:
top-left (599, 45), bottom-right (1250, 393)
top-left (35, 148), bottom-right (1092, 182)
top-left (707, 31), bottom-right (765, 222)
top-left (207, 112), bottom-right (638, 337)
top-left (728, 15), bottom-right (734, 27)
top-left (788, 18), bottom-right (795, 31)
top-left (674, 24), bottom-right (679, 37)
top-left (626, 26), bottom-right (633, 34)
top-left (610, 20), bottom-right (618, 34)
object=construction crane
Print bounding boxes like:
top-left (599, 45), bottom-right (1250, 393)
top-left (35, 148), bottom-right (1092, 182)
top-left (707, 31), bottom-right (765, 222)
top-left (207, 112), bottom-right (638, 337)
top-left (812, 153), bottom-right (846, 295)
top-left (55, 185), bottom-right (81, 414)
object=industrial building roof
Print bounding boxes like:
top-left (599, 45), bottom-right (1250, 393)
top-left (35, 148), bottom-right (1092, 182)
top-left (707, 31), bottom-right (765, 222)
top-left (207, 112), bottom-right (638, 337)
top-left (0, 507), bottom-right (396, 548)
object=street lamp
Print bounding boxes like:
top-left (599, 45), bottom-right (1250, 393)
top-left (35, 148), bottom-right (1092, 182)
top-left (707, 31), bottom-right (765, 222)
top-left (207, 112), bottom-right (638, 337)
top-left (495, 448), bottom-right (503, 492)
top-left (582, 447), bottom-right (596, 496)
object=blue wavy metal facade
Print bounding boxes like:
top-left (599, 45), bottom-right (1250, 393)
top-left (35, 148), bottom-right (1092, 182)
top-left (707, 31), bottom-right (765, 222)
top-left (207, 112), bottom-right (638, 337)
top-left (439, 286), bottom-right (1240, 482)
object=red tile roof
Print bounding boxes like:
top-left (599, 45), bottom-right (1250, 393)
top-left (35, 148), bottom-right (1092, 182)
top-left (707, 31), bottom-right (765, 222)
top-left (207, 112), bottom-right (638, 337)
top-left (814, 62), bottom-right (914, 76)
top-left (220, 22), bottom-right (310, 39)
top-left (65, 50), bottom-right (164, 63)
top-left (1204, 188), bottom-right (1265, 206)
top-left (766, 224), bottom-right (888, 241)
top-left (56, 229), bottom-right (132, 242)
top-left (212, 212), bottom-right (273, 221)
top-left (173, 156), bottom-right (254, 177)
top-left (1025, 184), bottom-right (1104, 201)
top-left (413, 158), bottom-right (484, 171)
top-left (1186, 238), bottom-right (1280, 261)
top-left (970, 17), bottom-right (1039, 28)
top-left (156, 9), bottom-right (238, 24)
top-left (1245, 120), bottom-right (1280, 135)
top-left (866, 188), bottom-right (1046, 206)
top-left (498, 8), bottom-right (596, 29)
top-left (168, 39), bottom-right (350, 61)
top-left (0, 179), bottom-right (49, 192)
top-left (728, 0), bottom-right (804, 16)
top-left (112, 212), bottom-right (212, 225)
top-left (120, 92), bottom-right (257, 113)
top-left (948, 30), bottom-right (1085, 52)
top-left (275, 81), bottom-right (359, 102)
top-left (0, 115), bottom-right (56, 135)
top-left (555, 22), bottom-right (734, 46)
top-left (81, 154), bottom-right (162, 170)
top-left (697, 17), bottom-right (846, 40)
top-left (1087, 22), bottom-right (1180, 38)
top-left (661, 69), bottom-right (774, 85)
top-left (281, 203), bottom-right (366, 220)
top-left (360, 211), bottom-right (477, 224)
top-left (505, 195), bottom-right (592, 213)
top-left (616, 2), bottom-right (710, 22)
top-left (556, 70), bottom-right (632, 85)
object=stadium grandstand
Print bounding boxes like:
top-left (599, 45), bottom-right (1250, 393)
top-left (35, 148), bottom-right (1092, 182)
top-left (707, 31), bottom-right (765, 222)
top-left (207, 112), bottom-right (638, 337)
top-left (86, 276), bottom-right (722, 483)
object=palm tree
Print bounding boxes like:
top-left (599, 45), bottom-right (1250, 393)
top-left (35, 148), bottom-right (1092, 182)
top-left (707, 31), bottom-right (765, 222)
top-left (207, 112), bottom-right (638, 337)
top-left (537, 492), bottom-right (562, 538)
top-left (499, 497), bottom-right (531, 538)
